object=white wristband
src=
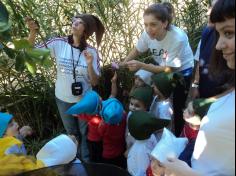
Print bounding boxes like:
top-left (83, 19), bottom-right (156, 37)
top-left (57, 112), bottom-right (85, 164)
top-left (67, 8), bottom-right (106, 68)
top-left (191, 83), bottom-right (199, 88)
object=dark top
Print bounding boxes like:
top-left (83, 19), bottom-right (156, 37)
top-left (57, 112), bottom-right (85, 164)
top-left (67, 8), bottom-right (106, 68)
top-left (198, 26), bottom-right (227, 98)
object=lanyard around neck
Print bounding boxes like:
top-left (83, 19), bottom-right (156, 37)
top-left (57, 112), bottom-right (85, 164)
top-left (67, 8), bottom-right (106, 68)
top-left (71, 46), bottom-right (82, 82)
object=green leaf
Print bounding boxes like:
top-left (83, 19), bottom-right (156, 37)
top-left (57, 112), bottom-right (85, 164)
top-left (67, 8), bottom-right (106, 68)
top-left (13, 39), bottom-right (32, 50)
top-left (0, 29), bottom-right (11, 42)
top-left (25, 56), bottom-right (37, 75)
top-left (0, 1), bottom-right (10, 33)
top-left (15, 52), bottom-right (25, 72)
top-left (0, 21), bottom-right (11, 32)
top-left (0, 1), bottom-right (9, 24)
top-left (26, 48), bottom-right (50, 59)
top-left (41, 57), bottom-right (53, 69)
top-left (0, 57), bottom-right (7, 67)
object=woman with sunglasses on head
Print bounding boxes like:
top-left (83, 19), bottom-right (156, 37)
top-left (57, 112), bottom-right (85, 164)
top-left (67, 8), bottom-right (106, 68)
top-left (26, 14), bottom-right (105, 162)
top-left (151, 0), bottom-right (235, 175)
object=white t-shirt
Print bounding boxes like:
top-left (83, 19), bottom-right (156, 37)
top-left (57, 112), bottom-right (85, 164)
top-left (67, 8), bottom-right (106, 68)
top-left (136, 25), bottom-right (194, 72)
top-left (125, 112), bottom-right (136, 152)
top-left (37, 37), bottom-right (100, 103)
top-left (149, 96), bottom-right (173, 120)
top-left (127, 134), bottom-right (157, 176)
top-left (192, 91), bottom-right (235, 175)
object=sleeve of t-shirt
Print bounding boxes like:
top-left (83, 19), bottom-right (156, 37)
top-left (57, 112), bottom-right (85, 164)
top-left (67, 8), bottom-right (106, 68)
top-left (35, 38), bottom-right (63, 58)
top-left (5, 144), bottom-right (27, 155)
top-left (194, 40), bottom-right (201, 61)
top-left (136, 31), bottom-right (149, 53)
top-left (164, 40), bottom-right (187, 68)
top-left (159, 103), bottom-right (173, 120)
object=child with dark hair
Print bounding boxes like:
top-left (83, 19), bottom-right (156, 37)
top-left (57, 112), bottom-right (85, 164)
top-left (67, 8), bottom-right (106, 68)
top-left (66, 90), bottom-right (103, 163)
top-left (179, 98), bottom-right (216, 167)
top-left (98, 98), bottom-right (127, 169)
top-left (67, 92), bottom-right (127, 168)
top-left (125, 85), bottom-right (154, 157)
top-left (150, 72), bottom-right (176, 121)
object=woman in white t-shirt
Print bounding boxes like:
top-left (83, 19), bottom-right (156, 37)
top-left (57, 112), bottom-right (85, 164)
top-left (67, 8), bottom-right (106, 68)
top-left (122, 2), bottom-right (194, 136)
top-left (151, 0), bottom-right (235, 175)
top-left (26, 14), bottom-right (105, 162)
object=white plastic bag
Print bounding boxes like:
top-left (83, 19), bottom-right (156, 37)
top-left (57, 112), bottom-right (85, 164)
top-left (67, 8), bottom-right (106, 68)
top-left (36, 134), bottom-right (77, 167)
top-left (128, 134), bottom-right (157, 176)
top-left (151, 128), bottom-right (188, 163)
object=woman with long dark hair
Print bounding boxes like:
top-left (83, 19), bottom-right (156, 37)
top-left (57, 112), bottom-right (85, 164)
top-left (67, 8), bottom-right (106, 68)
top-left (151, 0), bottom-right (235, 175)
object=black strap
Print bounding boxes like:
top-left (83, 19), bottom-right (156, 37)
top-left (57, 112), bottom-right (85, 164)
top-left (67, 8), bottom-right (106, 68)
top-left (71, 46), bottom-right (82, 83)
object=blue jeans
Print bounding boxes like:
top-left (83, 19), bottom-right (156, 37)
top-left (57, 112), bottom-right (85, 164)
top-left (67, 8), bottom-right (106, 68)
top-left (55, 97), bottom-right (89, 162)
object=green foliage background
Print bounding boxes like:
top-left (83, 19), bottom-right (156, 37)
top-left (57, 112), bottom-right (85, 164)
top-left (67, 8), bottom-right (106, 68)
top-left (0, 0), bottom-right (208, 155)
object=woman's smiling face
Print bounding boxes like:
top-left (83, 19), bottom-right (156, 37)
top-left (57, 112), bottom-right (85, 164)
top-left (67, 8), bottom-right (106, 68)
top-left (215, 18), bottom-right (235, 70)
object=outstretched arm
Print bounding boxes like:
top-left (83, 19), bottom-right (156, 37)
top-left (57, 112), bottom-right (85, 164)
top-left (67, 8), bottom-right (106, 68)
top-left (126, 60), bottom-right (172, 73)
top-left (110, 71), bottom-right (118, 98)
top-left (84, 50), bottom-right (100, 86)
top-left (151, 157), bottom-right (202, 176)
top-left (25, 17), bottom-right (39, 46)
top-left (121, 48), bottom-right (141, 64)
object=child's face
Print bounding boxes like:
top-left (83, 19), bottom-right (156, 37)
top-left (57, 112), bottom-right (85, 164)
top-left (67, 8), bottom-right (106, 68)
top-left (134, 76), bottom-right (145, 87)
top-left (152, 84), bottom-right (164, 98)
top-left (5, 120), bottom-right (19, 137)
top-left (129, 98), bottom-right (146, 112)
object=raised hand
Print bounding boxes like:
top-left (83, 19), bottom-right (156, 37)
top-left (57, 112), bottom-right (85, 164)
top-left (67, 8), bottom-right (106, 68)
top-left (126, 60), bottom-right (143, 72)
top-left (19, 126), bottom-right (33, 138)
top-left (84, 50), bottom-right (94, 65)
top-left (25, 17), bottom-right (39, 34)
top-left (111, 71), bottom-right (118, 83)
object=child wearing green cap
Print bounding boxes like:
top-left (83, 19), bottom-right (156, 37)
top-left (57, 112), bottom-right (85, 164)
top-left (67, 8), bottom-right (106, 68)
top-left (127, 111), bottom-right (170, 176)
top-left (125, 85), bottom-right (154, 157)
top-left (0, 112), bottom-right (32, 157)
top-left (150, 72), bottom-right (186, 136)
top-left (150, 72), bottom-right (179, 121)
